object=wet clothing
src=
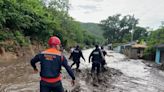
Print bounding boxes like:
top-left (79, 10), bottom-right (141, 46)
top-left (101, 49), bottom-right (107, 56)
top-left (89, 48), bottom-right (103, 75)
top-left (40, 80), bottom-right (64, 92)
top-left (101, 49), bottom-right (107, 68)
top-left (91, 61), bottom-right (101, 75)
top-left (71, 61), bottom-right (80, 70)
top-left (89, 48), bottom-right (103, 63)
top-left (31, 48), bottom-right (75, 92)
top-left (69, 48), bottom-right (85, 69)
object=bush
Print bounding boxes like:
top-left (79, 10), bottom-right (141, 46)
top-left (143, 46), bottom-right (155, 60)
top-left (14, 31), bottom-right (28, 46)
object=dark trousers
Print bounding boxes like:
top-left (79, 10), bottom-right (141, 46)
top-left (40, 80), bottom-right (64, 92)
top-left (91, 62), bottom-right (101, 76)
top-left (71, 60), bottom-right (80, 69)
top-left (101, 60), bottom-right (106, 71)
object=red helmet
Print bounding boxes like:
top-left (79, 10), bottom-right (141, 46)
top-left (48, 36), bottom-right (61, 46)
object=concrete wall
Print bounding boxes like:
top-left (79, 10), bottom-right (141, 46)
top-left (123, 48), bottom-right (145, 59)
top-left (161, 51), bottom-right (164, 64)
top-left (155, 48), bottom-right (164, 64)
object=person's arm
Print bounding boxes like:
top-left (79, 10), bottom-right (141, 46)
top-left (31, 54), bottom-right (40, 72)
top-left (69, 52), bottom-right (73, 59)
top-left (89, 51), bottom-right (93, 63)
top-left (104, 51), bottom-right (114, 57)
top-left (80, 50), bottom-right (85, 61)
top-left (62, 56), bottom-right (75, 80)
top-left (104, 51), bottom-right (107, 56)
top-left (99, 50), bottom-right (105, 61)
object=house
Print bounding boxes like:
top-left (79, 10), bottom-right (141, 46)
top-left (123, 44), bottom-right (147, 59)
top-left (155, 44), bottom-right (164, 64)
top-left (113, 42), bottom-right (135, 53)
top-left (113, 45), bottom-right (125, 53)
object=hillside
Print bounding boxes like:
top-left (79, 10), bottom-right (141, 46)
top-left (0, 0), bottom-right (104, 52)
top-left (80, 23), bottom-right (104, 39)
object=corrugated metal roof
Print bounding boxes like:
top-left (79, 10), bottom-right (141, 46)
top-left (132, 44), bottom-right (147, 48)
top-left (156, 44), bottom-right (164, 48)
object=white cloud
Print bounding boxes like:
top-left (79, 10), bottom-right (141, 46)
top-left (69, 0), bottom-right (164, 29)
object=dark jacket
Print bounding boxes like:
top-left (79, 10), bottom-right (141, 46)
top-left (31, 48), bottom-right (75, 80)
top-left (89, 48), bottom-right (103, 63)
top-left (101, 49), bottom-right (107, 56)
top-left (69, 48), bottom-right (85, 61)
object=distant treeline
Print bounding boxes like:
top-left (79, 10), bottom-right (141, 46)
top-left (99, 14), bottom-right (164, 58)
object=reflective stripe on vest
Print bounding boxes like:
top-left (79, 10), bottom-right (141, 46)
top-left (41, 74), bottom-right (62, 83)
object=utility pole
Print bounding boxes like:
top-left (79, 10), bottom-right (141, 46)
top-left (131, 27), bottom-right (134, 42)
top-left (131, 15), bottom-right (135, 42)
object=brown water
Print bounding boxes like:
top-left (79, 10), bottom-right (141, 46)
top-left (0, 49), bottom-right (164, 92)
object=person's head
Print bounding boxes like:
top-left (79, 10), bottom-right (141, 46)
top-left (95, 45), bottom-right (99, 49)
top-left (101, 46), bottom-right (104, 49)
top-left (76, 45), bottom-right (79, 49)
top-left (48, 36), bottom-right (61, 50)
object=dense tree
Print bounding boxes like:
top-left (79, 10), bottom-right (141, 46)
top-left (100, 14), bottom-right (138, 43)
top-left (0, 0), bottom-right (100, 49)
top-left (133, 26), bottom-right (148, 41)
top-left (147, 27), bottom-right (164, 46)
top-left (48, 0), bottom-right (69, 12)
top-left (144, 26), bottom-right (164, 60)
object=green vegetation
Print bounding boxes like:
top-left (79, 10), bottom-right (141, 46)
top-left (99, 14), bottom-right (164, 60)
top-left (80, 23), bottom-right (104, 38)
top-left (0, 0), bottom-right (163, 57)
top-left (147, 27), bottom-right (164, 46)
top-left (80, 22), bottom-right (105, 45)
top-left (100, 14), bottom-right (148, 43)
top-left (0, 0), bottom-right (101, 50)
top-left (144, 26), bottom-right (164, 59)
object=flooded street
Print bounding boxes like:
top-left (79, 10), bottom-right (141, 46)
top-left (105, 51), bottom-right (164, 92)
top-left (0, 49), bottom-right (164, 92)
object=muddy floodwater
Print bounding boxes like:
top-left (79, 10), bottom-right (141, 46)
top-left (0, 49), bottom-right (164, 92)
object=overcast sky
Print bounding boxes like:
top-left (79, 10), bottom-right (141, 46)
top-left (69, 0), bottom-right (164, 29)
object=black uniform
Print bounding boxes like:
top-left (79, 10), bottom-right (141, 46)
top-left (69, 48), bottom-right (85, 70)
top-left (89, 48), bottom-right (104, 76)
